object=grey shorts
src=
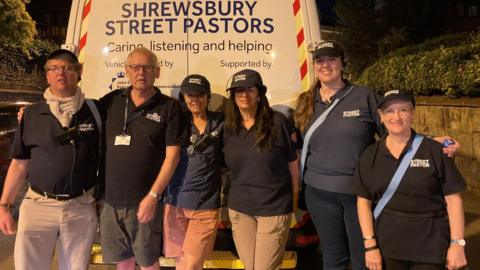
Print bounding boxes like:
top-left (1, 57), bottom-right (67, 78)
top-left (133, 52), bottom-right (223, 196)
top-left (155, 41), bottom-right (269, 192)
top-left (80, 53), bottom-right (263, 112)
top-left (100, 202), bottom-right (163, 267)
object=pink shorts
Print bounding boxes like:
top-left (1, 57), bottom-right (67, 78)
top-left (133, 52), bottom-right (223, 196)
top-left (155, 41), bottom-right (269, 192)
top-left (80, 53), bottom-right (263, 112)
top-left (163, 204), bottom-right (219, 259)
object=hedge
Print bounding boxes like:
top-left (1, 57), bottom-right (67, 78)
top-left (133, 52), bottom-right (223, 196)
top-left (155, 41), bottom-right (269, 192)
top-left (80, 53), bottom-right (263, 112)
top-left (358, 32), bottom-right (480, 97)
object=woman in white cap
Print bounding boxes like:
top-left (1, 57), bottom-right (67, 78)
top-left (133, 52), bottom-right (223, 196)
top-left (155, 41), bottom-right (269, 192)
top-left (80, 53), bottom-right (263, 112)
top-left (293, 40), bottom-right (459, 270)
top-left (355, 90), bottom-right (467, 270)
top-left (163, 74), bottom-right (223, 270)
top-left (223, 69), bottom-right (299, 270)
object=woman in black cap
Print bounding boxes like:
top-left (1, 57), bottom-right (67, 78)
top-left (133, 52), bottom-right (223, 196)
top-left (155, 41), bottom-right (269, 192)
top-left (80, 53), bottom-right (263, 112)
top-left (223, 69), bottom-right (299, 270)
top-left (355, 90), bottom-right (467, 270)
top-left (293, 40), bottom-right (459, 270)
top-left (163, 74), bottom-right (223, 270)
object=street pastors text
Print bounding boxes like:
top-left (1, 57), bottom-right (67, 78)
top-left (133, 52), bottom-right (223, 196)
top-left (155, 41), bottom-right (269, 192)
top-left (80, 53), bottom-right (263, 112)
top-left (105, 1), bottom-right (274, 35)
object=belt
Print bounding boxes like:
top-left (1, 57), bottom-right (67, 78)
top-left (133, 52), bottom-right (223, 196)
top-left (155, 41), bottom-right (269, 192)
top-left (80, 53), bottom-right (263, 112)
top-left (29, 185), bottom-right (91, 201)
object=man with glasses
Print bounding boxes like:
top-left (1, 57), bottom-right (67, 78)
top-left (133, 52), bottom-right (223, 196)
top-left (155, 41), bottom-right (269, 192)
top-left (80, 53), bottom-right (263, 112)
top-left (0, 49), bottom-right (100, 270)
top-left (99, 47), bottom-right (184, 270)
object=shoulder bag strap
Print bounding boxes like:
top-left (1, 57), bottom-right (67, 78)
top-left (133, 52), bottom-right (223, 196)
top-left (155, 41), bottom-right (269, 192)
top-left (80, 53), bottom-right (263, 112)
top-left (85, 99), bottom-right (102, 175)
top-left (373, 134), bottom-right (424, 219)
top-left (300, 86), bottom-right (354, 181)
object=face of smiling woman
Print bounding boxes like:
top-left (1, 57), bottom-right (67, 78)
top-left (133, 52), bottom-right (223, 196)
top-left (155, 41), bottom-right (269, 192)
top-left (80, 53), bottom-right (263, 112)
top-left (183, 91), bottom-right (208, 115)
top-left (379, 100), bottom-right (415, 136)
top-left (233, 86), bottom-right (259, 114)
top-left (314, 55), bottom-right (344, 85)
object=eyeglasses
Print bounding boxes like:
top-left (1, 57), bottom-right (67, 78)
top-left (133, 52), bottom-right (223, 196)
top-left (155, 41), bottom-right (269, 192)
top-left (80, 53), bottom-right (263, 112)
top-left (127, 64), bottom-right (156, 73)
top-left (381, 108), bottom-right (412, 117)
top-left (45, 65), bottom-right (78, 74)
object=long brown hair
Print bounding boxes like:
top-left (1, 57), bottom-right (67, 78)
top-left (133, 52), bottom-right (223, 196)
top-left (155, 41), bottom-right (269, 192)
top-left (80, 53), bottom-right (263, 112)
top-left (224, 90), bottom-right (274, 151)
top-left (294, 80), bottom-right (320, 134)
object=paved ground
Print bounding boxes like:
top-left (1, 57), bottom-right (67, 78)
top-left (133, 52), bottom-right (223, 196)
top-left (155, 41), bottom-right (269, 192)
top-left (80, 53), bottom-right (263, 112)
top-left (0, 191), bottom-right (479, 269)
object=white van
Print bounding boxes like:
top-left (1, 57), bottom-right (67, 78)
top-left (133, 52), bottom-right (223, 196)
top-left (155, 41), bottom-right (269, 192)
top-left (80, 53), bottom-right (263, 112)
top-left (65, 0), bottom-right (322, 268)
top-left (65, 0), bottom-right (321, 109)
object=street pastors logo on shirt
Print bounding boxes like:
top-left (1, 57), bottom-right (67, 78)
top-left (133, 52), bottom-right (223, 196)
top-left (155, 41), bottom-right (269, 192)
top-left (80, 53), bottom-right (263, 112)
top-left (78, 123), bottom-right (94, 132)
top-left (343, 109), bottom-right (360, 117)
top-left (410, 159), bottom-right (430, 168)
top-left (145, 113), bottom-right (161, 123)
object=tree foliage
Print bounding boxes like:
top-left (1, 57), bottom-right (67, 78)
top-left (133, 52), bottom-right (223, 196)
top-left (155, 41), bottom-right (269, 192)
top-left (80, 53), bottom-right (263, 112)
top-left (0, 0), bottom-right (36, 54)
top-left (358, 32), bottom-right (480, 97)
top-left (331, 0), bottom-right (446, 80)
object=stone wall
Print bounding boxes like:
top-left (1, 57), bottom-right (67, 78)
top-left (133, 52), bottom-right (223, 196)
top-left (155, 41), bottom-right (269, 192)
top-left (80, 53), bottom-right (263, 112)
top-left (413, 97), bottom-right (480, 195)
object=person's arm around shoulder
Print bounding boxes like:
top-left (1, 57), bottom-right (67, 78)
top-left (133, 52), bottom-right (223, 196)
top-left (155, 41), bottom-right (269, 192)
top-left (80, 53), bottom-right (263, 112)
top-left (137, 145), bottom-right (181, 224)
top-left (357, 197), bottom-right (382, 270)
top-left (431, 136), bottom-right (460, 157)
top-left (444, 193), bottom-right (467, 270)
top-left (0, 159), bottom-right (29, 235)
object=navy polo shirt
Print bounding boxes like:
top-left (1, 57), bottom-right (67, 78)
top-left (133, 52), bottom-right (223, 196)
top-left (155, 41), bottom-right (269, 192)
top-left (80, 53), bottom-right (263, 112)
top-left (303, 83), bottom-right (384, 194)
top-left (101, 87), bottom-right (184, 206)
top-left (223, 112), bottom-right (297, 216)
top-left (164, 111), bottom-right (223, 210)
top-left (355, 131), bottom-right (466, 263)
top-left (10, 101), bottom-right (99, 196)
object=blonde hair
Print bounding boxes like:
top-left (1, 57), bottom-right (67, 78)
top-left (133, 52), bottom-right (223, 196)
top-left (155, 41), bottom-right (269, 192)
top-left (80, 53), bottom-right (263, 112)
top-left (294, 80), bottom-right (319, 133)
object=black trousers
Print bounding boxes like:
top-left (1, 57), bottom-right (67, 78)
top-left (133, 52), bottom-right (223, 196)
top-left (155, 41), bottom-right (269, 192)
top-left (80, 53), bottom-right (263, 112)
top-left (385, 257), bottom-right (444, 270)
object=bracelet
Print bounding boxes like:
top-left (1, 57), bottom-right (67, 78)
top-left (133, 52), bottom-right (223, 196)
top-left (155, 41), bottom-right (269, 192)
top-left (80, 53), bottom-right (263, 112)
top-left (0, 203), bottom-right (13, 209)
top-left (363, 235), bottom-right (376, 241)
top-left (364, 245), bottom-right (379, 252)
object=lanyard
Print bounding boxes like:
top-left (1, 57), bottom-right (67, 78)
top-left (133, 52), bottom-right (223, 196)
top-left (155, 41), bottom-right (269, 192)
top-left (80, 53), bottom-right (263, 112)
top-left (122, 97), bottom-right (145, 135)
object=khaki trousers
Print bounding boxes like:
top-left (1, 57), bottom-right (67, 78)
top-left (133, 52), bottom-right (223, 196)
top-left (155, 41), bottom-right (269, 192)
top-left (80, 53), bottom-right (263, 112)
top-left (14, 188), bottom-right (98, 270)
top-left (228, 208), bottom-right (291, 270)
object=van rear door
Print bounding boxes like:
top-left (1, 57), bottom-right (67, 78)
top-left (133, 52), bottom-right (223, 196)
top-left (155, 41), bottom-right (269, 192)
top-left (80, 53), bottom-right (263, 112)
top-left (65, 0), bottom-right (321, 107)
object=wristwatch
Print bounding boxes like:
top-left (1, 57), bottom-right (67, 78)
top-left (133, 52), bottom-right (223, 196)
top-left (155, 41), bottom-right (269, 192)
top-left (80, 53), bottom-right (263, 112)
top-left (450, 239), bottom-right (466, 246)
top-left (148, 191), bottom-right (160, 201)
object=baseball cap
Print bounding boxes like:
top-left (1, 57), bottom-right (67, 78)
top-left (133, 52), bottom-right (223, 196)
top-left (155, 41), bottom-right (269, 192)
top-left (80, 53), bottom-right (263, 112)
top-left (312, 40), bottom-right (345, 60)
top-left (226, 69), bottom-right (267, 94)
top-left (180, 74), bottom-right (211, 95)
top-left (378, 90), bottom-right (416, 109)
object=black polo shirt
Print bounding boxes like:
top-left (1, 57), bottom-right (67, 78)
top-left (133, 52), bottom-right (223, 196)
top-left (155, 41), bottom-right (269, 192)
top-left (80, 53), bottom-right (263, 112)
top-left (101, 87), bottom-right (184, 206)
top-left (355, 131), bottom-right (466, 263)
top-left (303, 82), bottom-right (384, 194)
top-left (164, 110), bottom-right (223, 210)
top-left (10, 101), bottom-right (99, 196)
top-left (223, 112), bottom-right (297, 216)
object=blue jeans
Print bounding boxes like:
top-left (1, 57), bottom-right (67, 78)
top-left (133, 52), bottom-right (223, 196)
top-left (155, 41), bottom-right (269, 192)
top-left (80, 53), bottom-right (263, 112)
top-left (305, 185), bottom-right (366, 270)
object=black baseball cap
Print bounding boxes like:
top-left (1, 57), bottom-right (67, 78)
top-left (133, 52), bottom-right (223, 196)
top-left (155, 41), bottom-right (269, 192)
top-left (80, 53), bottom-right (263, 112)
top-left (312, 40), bottom-right (345, 60)
top-left (46, 49), bottom-right (80, 65)
top-left (180, 74), bottom-right (211, 95)
top-left (226, 69), bottom-right (267, 94)
top-left (378, 90), bottom-right (416, 109)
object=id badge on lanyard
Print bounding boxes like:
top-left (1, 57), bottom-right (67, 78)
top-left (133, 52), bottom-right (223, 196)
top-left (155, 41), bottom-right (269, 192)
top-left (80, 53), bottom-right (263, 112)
top-left (114, 97), bottom-right (134, 146)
